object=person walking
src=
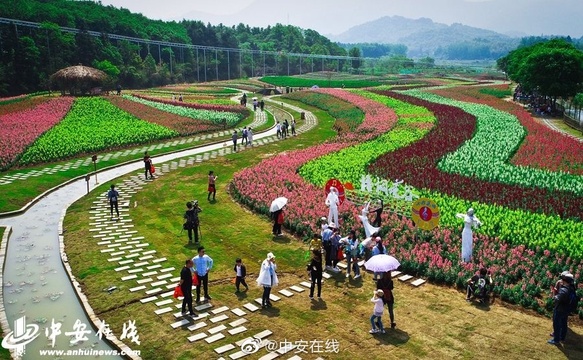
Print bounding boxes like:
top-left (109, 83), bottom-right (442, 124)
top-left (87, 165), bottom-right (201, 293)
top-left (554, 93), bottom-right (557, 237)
top-left (183, 201), bottom-right (202, 244)
top-left (207, 171), bottom-right (217, 201)
top-left (143, 151), bottom-right (154, 180)
top-left (291, 119), bottom-right (296, 136)
top-left (257, 252), bottom-right (278, 308)
top-left (369, 289), bottom-right (386, 334)
top-left (232, 131), bottom-right (238, 152)
top-left (271, 208), bottom-right (284, 236)
top-left (276, 121), bottom-right (282, 139)
top-left (234, 258), bottom-right (249, 293)
top-left (344, 230), bottom-right (361, 279)
top-left (376, 272), bottom-right (396, 329)
top-left (241, 127), bottom-right (248, 146)
top-left (330, 228), bottom-right (342, 272)
top-left (192, 246), bottom-right (213, 304)
top-left (179, 259), bottom-right (196, 316)
top-left (247, 127), bottom-right (253, 146)
top-left (309, 250), bottom-right (323, 300)
top-left (107, 184), bottom-right (119, 220)
top-left (259, 99), bottom-right (265, 111)
top-left (371, 237), bottom-right (386, 280)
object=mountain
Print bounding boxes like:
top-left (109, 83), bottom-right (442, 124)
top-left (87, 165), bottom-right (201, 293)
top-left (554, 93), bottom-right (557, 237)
top-left (330, 16), bottom-right (521, 59)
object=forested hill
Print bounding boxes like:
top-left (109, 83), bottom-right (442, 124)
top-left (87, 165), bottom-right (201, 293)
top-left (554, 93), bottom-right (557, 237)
top-left (0, 0), bottom-right (347, 95)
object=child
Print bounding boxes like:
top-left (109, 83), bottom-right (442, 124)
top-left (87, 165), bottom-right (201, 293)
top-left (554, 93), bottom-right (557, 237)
top-left (309, 234), bottom-right (323, 252)
top-left (370, 289), bottom-right (385, 334)
top-left (233, 258), bottom-right (249, 293)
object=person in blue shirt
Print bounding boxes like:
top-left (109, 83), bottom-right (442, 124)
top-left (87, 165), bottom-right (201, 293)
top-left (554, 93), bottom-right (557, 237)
top-left (192, 246), bottom-right (214, 304)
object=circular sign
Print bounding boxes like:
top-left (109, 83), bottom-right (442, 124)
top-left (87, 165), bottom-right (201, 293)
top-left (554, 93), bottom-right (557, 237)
top-left (325, 178), bottom-right (345, 205)
top-left (411, 198), bottom-right (440, 230)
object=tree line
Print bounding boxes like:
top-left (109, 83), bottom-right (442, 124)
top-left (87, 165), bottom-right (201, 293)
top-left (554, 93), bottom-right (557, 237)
top-left (0, 0), bottom-right (352, 96)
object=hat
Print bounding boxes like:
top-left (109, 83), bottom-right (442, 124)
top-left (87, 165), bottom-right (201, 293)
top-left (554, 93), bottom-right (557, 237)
top-left (375, 236), bottom-right (382, 242)
top-left (375, 289), bottom-right (384, 297)
top-left (321, 217), bottom-right (327, 222)
top-left (561, 271), bottom-right (574, 279)
top-left (328, 222), bottom-right (336, 228)
top-left (267, 252), bottom-right (275, 260)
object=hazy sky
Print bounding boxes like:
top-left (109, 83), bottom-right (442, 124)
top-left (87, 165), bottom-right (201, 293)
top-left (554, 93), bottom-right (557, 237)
top-left (99, 0), bottom-right (583, 37)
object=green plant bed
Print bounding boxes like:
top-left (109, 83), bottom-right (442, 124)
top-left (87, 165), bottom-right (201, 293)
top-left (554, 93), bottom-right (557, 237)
top-left (0, 105), bottom-right (267, 213)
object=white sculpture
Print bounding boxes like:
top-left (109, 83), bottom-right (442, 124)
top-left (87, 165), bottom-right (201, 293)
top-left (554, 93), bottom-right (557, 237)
top-left (357, 201), bottom-right (380, 238)
top-left (325, 187), bottom-right (340, 228)
top-left (456, 208), bottom-right (482, 262)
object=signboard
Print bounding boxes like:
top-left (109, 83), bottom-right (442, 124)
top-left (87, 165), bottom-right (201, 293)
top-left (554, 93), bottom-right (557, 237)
top-left (411, 198), bottom-right (440, 230)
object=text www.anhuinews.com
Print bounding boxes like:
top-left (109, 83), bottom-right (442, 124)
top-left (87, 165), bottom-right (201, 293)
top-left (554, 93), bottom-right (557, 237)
top-left (39, 349), bottom-right (141, 357)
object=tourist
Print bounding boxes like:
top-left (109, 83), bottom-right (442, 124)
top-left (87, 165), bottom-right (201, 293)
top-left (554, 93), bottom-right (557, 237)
top-left (376, 272), bottom-right (396, 329)
top-left (330, 228), bottom-right (342, 272)
top-left (232, 130), bottom-right (238, 152)
top-left (107, 184), bottom-right (119, 220)
top-left (271, 208), bottom-right (284, 237)
top-left (309, 234), bottom-right (323, 252)
top-left (183, 201), bottom-right (202, 244)
top-left (207, 171), bottom-right (217, 201)
top-left (253, 98), bottom-right (258, 111)
top-left (456, 208), bottom-right (482, 262)
top-left (179, 259), bottom-right (195, 316)
top-left (371, 236), bottom-right (386, 280)
top-left (466, 267), bottom-right (492, 303)
top-left (260, 99), bottom-right (265, 111)
top-left (276, 121), bottom-right (282, 139)
top-left (192, 246), bottom-right (213, 303)
top-left (291, 119), bottom-right (296, 136)
top-left (369, 289), bottom-right (385, 334)
top-left (548, 271), bottom-right (575, 344)
top-left (309, 250), bottom-right (323, 300)
top-left (344, 230), bottom-right (361, 279)
top-left (257, 252), bottom-right (278, 308)
top-left (233, 258), bottom-right (249, 293)
top-left (247, 127), bottom-right (253, 146)
top-left (143, 151), bottom-right (154, 180)
top-left (322, 222), bottom-right (334, 270)
top-left (242, 127), bottom-right (248, 146)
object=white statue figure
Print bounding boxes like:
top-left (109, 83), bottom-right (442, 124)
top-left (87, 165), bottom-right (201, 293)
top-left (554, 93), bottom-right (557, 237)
top-left (325, 187), bottom-right (340, 228)
top-left (456, 208), bottom-right (482, 262)
top-left (357, 201), bottom-right (381, 239)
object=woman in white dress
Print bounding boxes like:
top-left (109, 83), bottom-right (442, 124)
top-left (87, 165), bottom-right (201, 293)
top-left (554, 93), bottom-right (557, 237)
top-left (456, 208), bottom-right (482, 262)
top-left (358, 201), bottom-right (381, 239)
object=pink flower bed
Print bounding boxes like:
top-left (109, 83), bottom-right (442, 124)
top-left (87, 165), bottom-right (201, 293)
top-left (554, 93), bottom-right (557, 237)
top-left (0, 97), bottom-right (74, 169)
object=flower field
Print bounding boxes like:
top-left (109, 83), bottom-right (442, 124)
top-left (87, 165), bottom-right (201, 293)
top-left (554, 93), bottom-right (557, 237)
top-left (106, 96), bottom-right (223, 135)
top-left (18, 97), bottom-right (178, 165)
top-left (231, 87), bottom-right (583, 316)
top-left (0, 97), bottom-right (74, 169)
top-left (125, 94), bottom-right (247, 126)
top-left (430, 85), bottom-right (583, 175)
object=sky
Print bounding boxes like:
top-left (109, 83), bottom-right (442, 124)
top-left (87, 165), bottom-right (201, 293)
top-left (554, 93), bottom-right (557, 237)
top-left (99, 0), bottom-right (583, 38)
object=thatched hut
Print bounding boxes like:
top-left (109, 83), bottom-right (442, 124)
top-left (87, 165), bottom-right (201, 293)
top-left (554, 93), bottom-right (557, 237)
top-left (50, 65), bottom-right (108, 95)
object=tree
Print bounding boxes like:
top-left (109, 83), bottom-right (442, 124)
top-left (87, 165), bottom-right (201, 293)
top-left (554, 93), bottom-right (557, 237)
top-left (349, 47), bottom-right (361, 71)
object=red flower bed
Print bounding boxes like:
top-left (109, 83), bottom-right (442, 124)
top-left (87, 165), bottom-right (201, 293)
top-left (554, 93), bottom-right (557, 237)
top-left (0, 96), bottom-right (51, 116)
top-left (106, 96), bottom-right (222, 135)
top-left (431, 85), bottom-right (583, 175)
top-left (0, 97), bottom-right (74, 169)
top-left (369, 91), bottom-right (582, 220)
top-left (131, 93), bottom-right (250, 116)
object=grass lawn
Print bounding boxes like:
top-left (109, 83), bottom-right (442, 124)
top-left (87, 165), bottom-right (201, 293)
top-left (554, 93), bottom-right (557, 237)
top-left (63, 97), bottom-right (583, 359)
top-left (0, 107), bottom-right (274, 213)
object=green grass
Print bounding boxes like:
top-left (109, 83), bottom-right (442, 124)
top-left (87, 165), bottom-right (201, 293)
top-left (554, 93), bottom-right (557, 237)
top-left (478, 87), bottom-right (512, 98)
top-left (0, 106), bottom-right (272, 213)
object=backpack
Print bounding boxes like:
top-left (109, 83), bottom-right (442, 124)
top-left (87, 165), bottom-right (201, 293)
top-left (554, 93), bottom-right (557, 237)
top-left (568, 286), bottom-right (581, 316)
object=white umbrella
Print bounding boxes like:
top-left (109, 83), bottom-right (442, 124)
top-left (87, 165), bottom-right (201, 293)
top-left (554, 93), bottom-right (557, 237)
top-left (270, 197), bottom-right (288, 212)
top-left (364, 254), bottom-right (400, 273)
